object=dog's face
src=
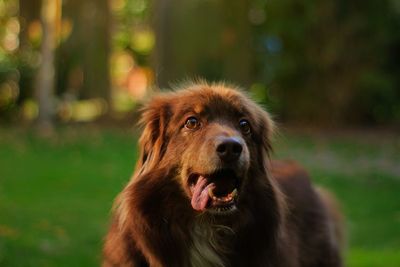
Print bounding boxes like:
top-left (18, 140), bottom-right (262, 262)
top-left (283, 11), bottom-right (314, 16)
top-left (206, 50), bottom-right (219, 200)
top-left (137, 84), bottom-right (274, 216)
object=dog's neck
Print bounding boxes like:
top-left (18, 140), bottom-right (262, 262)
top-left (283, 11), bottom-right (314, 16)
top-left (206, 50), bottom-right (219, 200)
top-left (189, 216), bottom-right (235, 267)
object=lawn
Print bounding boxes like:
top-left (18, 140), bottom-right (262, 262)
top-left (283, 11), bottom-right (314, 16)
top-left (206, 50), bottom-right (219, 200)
top-left (0, 127), bottom-right (399, 266)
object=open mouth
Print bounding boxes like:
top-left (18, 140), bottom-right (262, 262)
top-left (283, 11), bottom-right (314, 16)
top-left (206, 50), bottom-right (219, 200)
top-left (188, 169), bottom-right (240, 214)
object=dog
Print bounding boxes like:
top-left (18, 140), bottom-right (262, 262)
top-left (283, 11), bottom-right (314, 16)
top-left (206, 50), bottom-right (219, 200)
top-left (103, 82), bottom-right (344, 267)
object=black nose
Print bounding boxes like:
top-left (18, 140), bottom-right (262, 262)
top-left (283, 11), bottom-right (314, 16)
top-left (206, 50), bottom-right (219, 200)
top-left (216, 137), bottom-right (243, 162)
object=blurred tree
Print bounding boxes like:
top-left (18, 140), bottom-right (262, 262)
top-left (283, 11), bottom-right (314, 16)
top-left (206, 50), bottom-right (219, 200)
top-left (151, 0), bottom-right (253, 88)
top-left (18, 0), bottom-right (40, 104)
top-left (35, 0), bottom-right (61, 132)
top-left (1, 0), bottom-right (399, 126)
top-left (220, 0), bottom-right (253, 86)
top-left (57, 0), bottom-right (111, 102)
top-left (0, 0), bottom-right (20, 121)
top-left (151, 0), bottom-right (171, 88)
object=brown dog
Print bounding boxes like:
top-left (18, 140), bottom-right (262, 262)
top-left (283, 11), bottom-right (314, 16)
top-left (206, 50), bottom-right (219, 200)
top-left (103, 82), bottom-right (344, 267)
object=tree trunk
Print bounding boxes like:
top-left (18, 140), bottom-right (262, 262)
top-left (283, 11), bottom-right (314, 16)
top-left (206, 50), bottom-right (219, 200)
top-left (18, 0), bottom-right (40, 103)
top-left (57, 0), bottom-right (111, 103)
top-left (151, 0), bottom-right (172, 88)
top-left (221, 0), bottom-right (252, 87)
top-left (150, 0), bottom-right (253, 87)
top-left (35, 0), bottom-right (61, 133)
top-left (79, 0), bottom-right (111, 101)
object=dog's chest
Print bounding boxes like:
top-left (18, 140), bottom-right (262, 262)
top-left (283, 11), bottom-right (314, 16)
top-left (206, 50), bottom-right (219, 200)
top-left (188, 224), bottom-right (234, 267)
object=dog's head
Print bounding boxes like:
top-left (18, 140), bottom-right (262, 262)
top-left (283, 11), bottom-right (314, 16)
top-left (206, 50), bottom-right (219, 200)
top-left (136, 82), bottom-right (274, 216)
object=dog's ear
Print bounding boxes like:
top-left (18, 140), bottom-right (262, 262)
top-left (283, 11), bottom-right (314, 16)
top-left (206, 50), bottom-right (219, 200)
top-left (252, 107), bottom-right (275, 172)
top-left (260, 110), bottom-right (275, 155)
top-left (253, 106), bottom-right (275, 158)
top-left (136, 97), bottom-right (171, 173)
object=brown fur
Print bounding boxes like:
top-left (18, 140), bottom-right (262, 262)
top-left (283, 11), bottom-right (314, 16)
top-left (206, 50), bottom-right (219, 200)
top-left (103, 82), bottom-right (344, 267)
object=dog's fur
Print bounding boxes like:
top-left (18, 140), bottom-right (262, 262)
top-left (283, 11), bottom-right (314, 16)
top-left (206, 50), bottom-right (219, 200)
top-left (103, 82), bottom-right (344, 267)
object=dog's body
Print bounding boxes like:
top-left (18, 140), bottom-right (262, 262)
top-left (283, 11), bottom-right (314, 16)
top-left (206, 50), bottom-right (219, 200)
top-left (103, 82), bottom-right (344, 267)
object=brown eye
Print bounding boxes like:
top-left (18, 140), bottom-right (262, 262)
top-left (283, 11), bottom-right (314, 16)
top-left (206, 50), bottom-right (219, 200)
top-left (239, 119), bottom-right (251, 134)
top-left (185, 117), bottom-right (200, 130)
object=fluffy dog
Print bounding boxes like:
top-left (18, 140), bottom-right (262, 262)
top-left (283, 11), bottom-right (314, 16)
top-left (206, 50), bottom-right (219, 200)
top-left (103, 82), bottom-right (344, 267)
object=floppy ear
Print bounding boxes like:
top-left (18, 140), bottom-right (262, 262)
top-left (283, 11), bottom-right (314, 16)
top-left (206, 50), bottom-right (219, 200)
top-left (259, 109), bottom-right (275, 156)
top-left (252, 105), bottom-right (275, 169)
top-left (250, 100), bottom-right (275, 155)
top-left (136, 97), bottom-right (171, 173)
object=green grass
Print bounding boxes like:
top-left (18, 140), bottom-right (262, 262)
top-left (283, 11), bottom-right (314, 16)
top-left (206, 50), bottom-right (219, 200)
top-left (0, 127), bottom-right (138, 267)
top-left (0, 127), bottom-right (399, 266)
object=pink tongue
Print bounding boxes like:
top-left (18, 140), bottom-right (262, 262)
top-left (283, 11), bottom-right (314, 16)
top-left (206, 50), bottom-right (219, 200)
top-left (191, 176), bottom-right (214, 211)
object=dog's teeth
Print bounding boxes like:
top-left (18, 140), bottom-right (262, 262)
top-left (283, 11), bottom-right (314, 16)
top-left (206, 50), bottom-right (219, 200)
top-left (231, 188), bottom-right (238, 197)
top-left (208, 187), bottom-right (215, 198)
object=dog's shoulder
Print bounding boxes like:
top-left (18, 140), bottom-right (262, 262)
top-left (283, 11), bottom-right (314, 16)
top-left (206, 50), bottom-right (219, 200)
top-left (270, 160), bottom-right (314, 196)
top-left (270, 159), bottom-right (326, 234)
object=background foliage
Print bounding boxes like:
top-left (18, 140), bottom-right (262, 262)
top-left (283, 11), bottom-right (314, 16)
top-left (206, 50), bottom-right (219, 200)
top-left (0, 0), bottom-right (399, 126)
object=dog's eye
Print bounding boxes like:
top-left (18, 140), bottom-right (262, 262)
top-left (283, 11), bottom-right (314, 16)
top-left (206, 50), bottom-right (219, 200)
top-left (239, 119), bottom-right (251, 134)
top-left (185, 117), bottom-right (200, 130)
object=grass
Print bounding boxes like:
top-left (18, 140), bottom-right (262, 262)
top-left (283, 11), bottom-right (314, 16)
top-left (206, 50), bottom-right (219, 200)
top-left (0, 127), bottom-right (399, 266)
